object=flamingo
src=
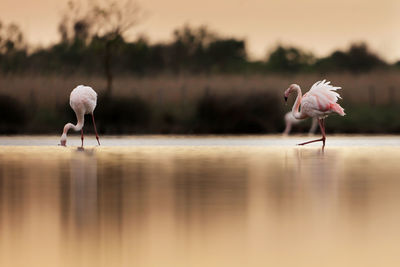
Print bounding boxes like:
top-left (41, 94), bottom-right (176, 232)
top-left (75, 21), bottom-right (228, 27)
top-left (282, 112), bottom-right (318, 136)
top-left (284, 80), bottom-right (345, 148)
top-left (60, 85), bottom-right (100, 147)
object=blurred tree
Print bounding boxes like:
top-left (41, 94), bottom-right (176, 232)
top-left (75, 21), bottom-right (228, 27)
top-left (59, 0), bottom-right (144, 94)
top-left (120, 36), bottom-right (151, 74)
top-left (165, 25), bottom-right (248, 73)
top-left (169, 25), bottom-right (216, 73)
top-left (315, 43), bottom-right (387, 72)
top-left (58, 1), bottom-right (92, 45)
top-left (0, 20), bottom-right (27, 72)
top-left (1, 17), bottom-right (397, 75)
top-left (90, 0), bottom-right (143, 93)
top-left (346, 43), bottom-right (386, 72)
top-left (0, 22), bottom-right (25, 53)
top-left (314, 50), bottom-right (347, 72)
top-left (266, 45), bottom-right (315, 72)
top-left (147, 44), bottom-right (168, 72)
top-left (206, 39), bottom-right (247, 72)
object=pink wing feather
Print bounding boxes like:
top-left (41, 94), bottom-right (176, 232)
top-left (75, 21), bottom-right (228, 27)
top-left (304, 80), bottom-right (345, 116)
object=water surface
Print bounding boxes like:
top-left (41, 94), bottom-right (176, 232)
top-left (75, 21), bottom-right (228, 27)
top-left (1, 134), bottom-right (400, 146)
top-left (1, 136), bottom-right (400, 267)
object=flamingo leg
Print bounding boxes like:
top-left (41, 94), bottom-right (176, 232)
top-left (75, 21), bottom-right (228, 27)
top-left (297, 119), bottom-right (326, 148)
top-left (308, 118), bottom-right (318, 135)
top-left (81, 129), bottom-right (84, 148)
top-left (321, 119), bottom-right (326, 148)
top-left (91, 113), bottom-right (100, 146)
top-left (283, 122), bottom-right (292, 136)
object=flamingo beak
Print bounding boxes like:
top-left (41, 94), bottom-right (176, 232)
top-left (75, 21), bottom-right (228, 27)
top-left (60, 139), bottom-right (66, 146)
top-left (284, 96), bottom-right (288, 102)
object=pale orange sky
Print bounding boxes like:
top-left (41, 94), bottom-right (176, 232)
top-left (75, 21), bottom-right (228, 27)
top-left (0, 0), bottom-right (399, 61)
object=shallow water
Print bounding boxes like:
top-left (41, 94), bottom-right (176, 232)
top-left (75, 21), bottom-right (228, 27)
top-left (1, 134), bottom-right (400, 146)
top-left (1, 136), bottom-right (400, 267)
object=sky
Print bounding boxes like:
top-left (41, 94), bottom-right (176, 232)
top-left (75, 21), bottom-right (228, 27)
top-left (0, 0), bottom-right (399, 62)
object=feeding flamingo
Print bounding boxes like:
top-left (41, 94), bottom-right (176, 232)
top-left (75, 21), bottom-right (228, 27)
top-left (284, 80), bottom-right (345, 148)
top-left (60, 85), bottom-right (100, 147)
top-left (282, 112), bottom-right (318, 136)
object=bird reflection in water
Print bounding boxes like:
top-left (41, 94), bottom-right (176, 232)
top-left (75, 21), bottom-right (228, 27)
top-left (59, 149), bottom-right (102, 265)
top-left (70, 149), bottom-right (98, 227)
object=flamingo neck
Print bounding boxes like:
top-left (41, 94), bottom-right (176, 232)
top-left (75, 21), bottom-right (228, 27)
top-left (292, 86), bottom-right (303, 119)
top-left (63, 112), bottom-right (85, 136)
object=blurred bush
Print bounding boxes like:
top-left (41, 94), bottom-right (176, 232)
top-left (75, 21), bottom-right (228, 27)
top-left (1, 90), bottom-right (400, 135)
top-left (326, 105), bottom-right (400, 134)
top-left (27, 107), bottom-right (68, 134)
top-left (194, 92), bottom-right (284, 133)
top-left (0, 94), bottom-right (27, 133)
top-left (95, 94), bottom-right (151, 134)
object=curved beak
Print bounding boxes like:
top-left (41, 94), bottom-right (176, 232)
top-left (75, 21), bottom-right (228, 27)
top-left (59, 140), bottom-right (66, 146)
top-left (284, 96), bottom-right (288, 102)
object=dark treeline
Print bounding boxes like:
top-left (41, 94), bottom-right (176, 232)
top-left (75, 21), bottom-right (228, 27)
top-left (0, 22), bottom-right (248, 75)
top-left (0, 19), bottom-right (398, 77)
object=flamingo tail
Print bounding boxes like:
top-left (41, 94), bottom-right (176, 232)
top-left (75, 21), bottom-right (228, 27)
top-left (330, 103), bottom-right (345, 116)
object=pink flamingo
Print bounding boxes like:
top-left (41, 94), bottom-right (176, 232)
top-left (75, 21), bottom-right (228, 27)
top-left (60, 85), bottom-right (100, 147)
top-left (282, 112), bottom-right (318, 136)
top-left (284, 80), bottom-right (345, 148)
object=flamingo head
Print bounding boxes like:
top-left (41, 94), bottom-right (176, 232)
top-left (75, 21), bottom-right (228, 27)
top-left (60, 134), bottom-right (67, 146)
top-left (284, 84), bottom-right (300, 102)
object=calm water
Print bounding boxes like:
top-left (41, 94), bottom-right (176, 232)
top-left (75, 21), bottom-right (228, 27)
top-left (1, 136), bottom-right (400, 267)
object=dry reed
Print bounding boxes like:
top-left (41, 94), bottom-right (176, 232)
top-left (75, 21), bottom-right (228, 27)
top-left (1, 71), bottom-right (399, 107)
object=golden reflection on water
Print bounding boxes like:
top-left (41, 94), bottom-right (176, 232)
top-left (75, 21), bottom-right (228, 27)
top-left (1, 146), bottom-right (400, 267)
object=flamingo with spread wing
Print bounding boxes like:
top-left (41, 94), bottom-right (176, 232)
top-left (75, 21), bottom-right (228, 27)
top-left (284, 80), bottom-right (345, 148)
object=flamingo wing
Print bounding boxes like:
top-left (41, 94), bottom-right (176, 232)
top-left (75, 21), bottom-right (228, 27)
top-left (302, 80), bottom-right (345, 116)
